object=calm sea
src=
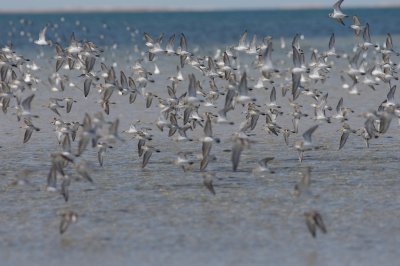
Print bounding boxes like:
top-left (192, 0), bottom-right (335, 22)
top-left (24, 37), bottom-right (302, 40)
top-left (1, 8), bottom-right (400, 49)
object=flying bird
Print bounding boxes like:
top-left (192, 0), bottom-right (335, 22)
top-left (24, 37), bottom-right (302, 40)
top-left (328, 0), bottom-right (348, 25)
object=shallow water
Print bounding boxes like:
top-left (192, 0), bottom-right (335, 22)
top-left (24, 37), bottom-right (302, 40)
top-left (1, 9), bottom-right (400, 266)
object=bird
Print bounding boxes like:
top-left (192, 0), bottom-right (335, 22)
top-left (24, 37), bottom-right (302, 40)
top-left (143, 32), bottom-right (164, 61)
top-left (338, 123), bottom-right (357, 150)
top-left (21, 118), bottom-right (40, 143)
top-left (350, 16), bottom-right (363, 38)
top-left (185, 73), bottom-right (204, 104)
top-left (34, 24), bottom-right (52, 46)
top-left (360, 23), bottom-right (378, 50)
top-left (293, 166), bottom-right (311, 197)
top-left (231, 132), bottom-right (253, 171)
top-left (234, 72), bottom-right (257, 104)
top-left (77, 113), bottom-right (101, 156)
top-left (332, 97), bottom-right (353, 122)
top-left (60, 175), bottom-right (71, 202)
top-left (282, 128), bottom-right (294, 146)
top-left (45, 98), bottom-right (64, 116)
top-left (200, 113), bottom-right (220, 164)
top-left (258, 38), bottom-right (280, 79)
top-left (64, 97), bottom-right (77, 113)
top-left (294, 125), bottom-right (319, 162)
top-left (234, 30), bottom-right (249, 52)
top-left (304, 211), bottom-right (327, 238)
top-left (176, 33), bottom-right (191, 68)
top-left (312, 93), bottom-right (331, 123)
top-left (202, 173), bottom-right (216, 195)
top-left (141, 145), bottom-right (161, 168)
top-left (291, 45), bottom-right (308, 100)
top-left (322, 33), bottom-right (336, 57)
top-left (164, 34), bottom-right (176, 55)
top-left (73, 160), bottom-right (93, 183)
top-left (60, 210), bottom-right (78, 234)
top-left (328, 0), bottom-right (348, 25)
top-left (252, 157), bottom-right (275, 176)
top-left (381, 33), bottom-right (400, 56)
top-left (97, 141), bottom-right (113, 167)
top-left (173, 152), bottom-right (194, 172)
top-left (266, 86), bottom-right (281, 109)
top-left (16, 94), bottom-right (38, 122)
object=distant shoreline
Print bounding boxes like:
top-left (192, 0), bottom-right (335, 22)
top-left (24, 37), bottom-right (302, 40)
top-left (0, 4), bottom-right (399, 14)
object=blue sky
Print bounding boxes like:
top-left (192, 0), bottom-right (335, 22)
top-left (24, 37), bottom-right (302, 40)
top-left (0, 0), bottom-right (398, 11)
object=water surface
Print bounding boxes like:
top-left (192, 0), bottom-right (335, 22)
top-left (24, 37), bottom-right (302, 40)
top-left (1, 8), bottom-right (400, 266)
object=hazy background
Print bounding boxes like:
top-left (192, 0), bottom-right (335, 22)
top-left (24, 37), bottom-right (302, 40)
top-left (0, 0), bottom-right (399, 12)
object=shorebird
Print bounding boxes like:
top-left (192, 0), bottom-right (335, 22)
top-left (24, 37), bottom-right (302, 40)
top-left (185, 73), bottom-right (204, 105)
top-left (291, 45), bottom-right (308, 100)
top-left (234, 30), bottom-right (249, 52)
top-left (141, 145), bottom-right (161, 168)
top-left (231, 132), bottom-right (253, 171)
top-left (290, 104), bottom-right (308, 133)
top-left (200, 113), bottom-right (220, 170)
top-left (202, 172), bottom-right (216, 195)
top-left (322, 33), bottom-right (336, 57)
top-left (294, 125), bottom-right (319, 162)
top-left (63, 97), bottom-right (77, 113)
top-left (97, 141), bottom-right (113, 167)
top-left (258, 38), bottom-right (279, 80)
top-left (360, 23), bottom-right (378, 50)
top-left (173, 152), bottom-right (194, 172)
top-left (15, 94), bottom-right (38, 122)
top-left (60, 175), bottom-right (71, 202)
top-left (329, 0), bottom-right (348, 25)
top-left (143, 32), bottom-right (164, 61)
top-left (304, 211), bottom-right (327, 238)
top-left (266, 86), bottom-right (281, 109)
top-left (45, 98), bottom-right (64, 116)
top-left (60, 210), bottom-right (78, 234)
top-left (73, 160), bottom-right (93, 183)
top-left (282, 128), bottom-right (295, 146)
top-left (381, 33), bottom-right (400, 56)
top-left (293, 166), bottom-right (311, 197)
top-left (234, 72), bottom-right (256, 107)
top-left (338, 123), bottom-right (357, 150)
top-left (34, 24), bottom-right (52, 46)
top-left (164, 34), bottom-right (176, 55)
top-left (176, 33), bottom-right (191, 68)
top-left (350, 16), bottom-right (363, 38)
top-left (77, 113), bottom-right (100, 156)
top-left (21, 118), bottom-right (40, 143)
top-left (252, 157), bottom-right (275, 176)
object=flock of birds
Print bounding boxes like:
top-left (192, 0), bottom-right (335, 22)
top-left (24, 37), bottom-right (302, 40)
top-left (1, 0), bottom-right (400, 238)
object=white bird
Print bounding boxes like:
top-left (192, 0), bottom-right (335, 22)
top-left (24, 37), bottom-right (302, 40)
top-left (252, 157), bottom-right (275, 176)
top-left (294, 125), bottom-right (319, 162)
top-left (234, 30), bottom-right (249, 52)
top-left (360, 23), bottom-right (378, 50)
top-left (350, 16), bottom-right (364, 38)
top-left (235, 72), bottom-right (256, 105)
top-left (34, 25), bottom-right (52, 46)
top-left (328, 0), bottom-right (348, 25)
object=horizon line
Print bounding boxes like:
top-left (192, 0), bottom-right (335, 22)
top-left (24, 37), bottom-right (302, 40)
top-left (0, 4), bottom-right (400, 14)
